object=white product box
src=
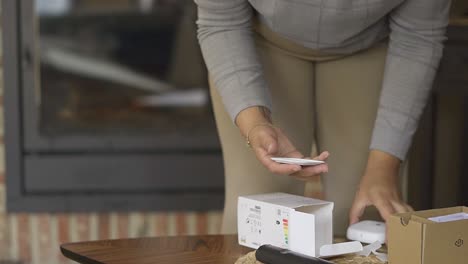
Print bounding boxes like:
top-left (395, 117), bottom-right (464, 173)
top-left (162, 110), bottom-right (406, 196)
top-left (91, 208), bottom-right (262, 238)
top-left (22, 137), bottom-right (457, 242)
top-left (238, 192), bottom-right (334, 257)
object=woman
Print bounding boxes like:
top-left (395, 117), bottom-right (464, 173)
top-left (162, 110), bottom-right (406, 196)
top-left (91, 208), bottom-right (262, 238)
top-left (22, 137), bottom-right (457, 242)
top-left (195, 0), bottom-right (450, 235)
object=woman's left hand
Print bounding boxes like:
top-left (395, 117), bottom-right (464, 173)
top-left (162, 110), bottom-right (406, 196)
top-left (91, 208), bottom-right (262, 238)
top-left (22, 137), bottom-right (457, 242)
top-left (349, 150), bottom-right (413, 225)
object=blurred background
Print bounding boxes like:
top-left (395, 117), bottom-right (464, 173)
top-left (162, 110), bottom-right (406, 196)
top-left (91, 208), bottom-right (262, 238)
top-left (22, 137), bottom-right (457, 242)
top-left (0, 0), bottom-right (467, 263)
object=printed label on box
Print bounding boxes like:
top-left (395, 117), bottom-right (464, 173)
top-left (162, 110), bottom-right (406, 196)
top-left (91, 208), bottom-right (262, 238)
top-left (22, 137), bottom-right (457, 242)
top-left (238, 192), bottom-right (334, 257)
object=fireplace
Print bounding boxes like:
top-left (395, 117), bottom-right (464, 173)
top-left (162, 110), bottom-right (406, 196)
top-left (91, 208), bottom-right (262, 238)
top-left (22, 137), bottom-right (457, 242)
top-left (3, 0), bottom-right (224, 212)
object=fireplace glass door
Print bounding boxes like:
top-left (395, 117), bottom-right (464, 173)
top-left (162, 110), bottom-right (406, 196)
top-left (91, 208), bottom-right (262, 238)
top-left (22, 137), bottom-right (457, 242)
top-left (28, 0), bottom-right (218, 149)
top-left (5, 0), bottom-right (224, 211)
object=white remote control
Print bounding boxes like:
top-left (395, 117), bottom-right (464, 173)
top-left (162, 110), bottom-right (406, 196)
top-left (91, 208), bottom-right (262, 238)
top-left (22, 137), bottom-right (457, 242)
top-left (270, 157), bottom-right (325, 166)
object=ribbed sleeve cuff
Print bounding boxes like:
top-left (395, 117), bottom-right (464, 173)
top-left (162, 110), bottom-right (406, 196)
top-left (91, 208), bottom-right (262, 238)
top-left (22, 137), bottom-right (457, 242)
top-left (227, 97), bottom-right (273, 123)
top-left (369, 121), bottom-right (413, 161)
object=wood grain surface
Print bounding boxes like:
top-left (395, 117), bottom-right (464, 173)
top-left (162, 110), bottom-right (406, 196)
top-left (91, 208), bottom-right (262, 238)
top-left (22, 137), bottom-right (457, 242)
top-left (235, 251), bottom-right (387, 264)
top-left (62, 235), bottom-right (388, 264)
top-left (61, 235), bottom-right (251, 264)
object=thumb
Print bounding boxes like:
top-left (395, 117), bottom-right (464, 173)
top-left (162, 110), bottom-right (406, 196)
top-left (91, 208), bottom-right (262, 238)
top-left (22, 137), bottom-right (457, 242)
top-left (314, 151), bottom-right (330, 161)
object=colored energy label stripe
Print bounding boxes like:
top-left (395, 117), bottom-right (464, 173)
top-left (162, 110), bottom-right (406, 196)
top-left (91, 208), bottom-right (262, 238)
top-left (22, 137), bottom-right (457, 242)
top-left (283, 219), bottom-right (289, 244)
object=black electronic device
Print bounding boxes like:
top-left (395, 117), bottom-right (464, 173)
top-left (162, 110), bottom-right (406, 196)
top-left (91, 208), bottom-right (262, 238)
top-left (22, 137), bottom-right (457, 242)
top-left (255, 244), bottom-right (334, 264)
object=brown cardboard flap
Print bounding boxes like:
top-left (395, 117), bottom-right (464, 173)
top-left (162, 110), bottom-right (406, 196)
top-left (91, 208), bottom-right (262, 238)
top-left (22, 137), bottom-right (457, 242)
top-left (394, 207), bottom-right (468, 225)
top-left (389, 207), bottom-right (468, 264)
top-left (411, 206), bottom-right (465, 220)
top-left (393, 211), bottom-right (432, 225)
top-left (394, 212), bottom-right (413, 225)
top-left (409, 215), bottom-right (434, 225)
top-left (388, 214), bottom-right (423, 264)
top-left (422, 219), bottom-right (468, 264)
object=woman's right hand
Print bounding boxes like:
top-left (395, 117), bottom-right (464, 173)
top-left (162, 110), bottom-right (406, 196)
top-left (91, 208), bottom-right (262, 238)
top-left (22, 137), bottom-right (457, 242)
top-left (236, 106), bottom-right (329, 180)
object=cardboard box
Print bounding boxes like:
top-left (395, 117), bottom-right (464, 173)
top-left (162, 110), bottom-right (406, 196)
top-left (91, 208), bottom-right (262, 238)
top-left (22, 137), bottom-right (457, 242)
top-left (237, 192), bottom-right (334, 257)
top-left (388, 206), bottom-right (468, 264)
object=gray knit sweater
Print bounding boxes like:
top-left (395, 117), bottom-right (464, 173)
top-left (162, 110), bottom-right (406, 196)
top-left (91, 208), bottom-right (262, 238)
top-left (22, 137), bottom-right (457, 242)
top-left (195, 0), bottom-right (451, 160)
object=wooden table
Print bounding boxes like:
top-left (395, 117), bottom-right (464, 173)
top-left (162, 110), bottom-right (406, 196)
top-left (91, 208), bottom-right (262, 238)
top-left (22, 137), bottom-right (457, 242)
top-left (61, 235), bottom-right (252, 264)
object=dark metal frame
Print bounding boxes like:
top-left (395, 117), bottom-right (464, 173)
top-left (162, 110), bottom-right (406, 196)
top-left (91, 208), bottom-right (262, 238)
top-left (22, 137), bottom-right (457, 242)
top-left (440, 25), bottom-right (468, 207)
top-left (3, 0), bottom-right (225, 212)
top-left (462, 98), bottom-right (468, 206)
top-left (407, 99), bottom-right (435, 211)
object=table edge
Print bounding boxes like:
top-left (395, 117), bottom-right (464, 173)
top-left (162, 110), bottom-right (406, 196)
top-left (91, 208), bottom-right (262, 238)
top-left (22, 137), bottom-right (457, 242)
top-left (59, 235), bottom-right (242, 264)
top-left (61, 245), bottom-right (104, 264)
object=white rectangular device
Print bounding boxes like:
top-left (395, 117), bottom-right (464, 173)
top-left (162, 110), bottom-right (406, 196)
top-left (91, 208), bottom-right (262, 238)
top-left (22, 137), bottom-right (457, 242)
top-left (271, 157), bottom-right (325, 166)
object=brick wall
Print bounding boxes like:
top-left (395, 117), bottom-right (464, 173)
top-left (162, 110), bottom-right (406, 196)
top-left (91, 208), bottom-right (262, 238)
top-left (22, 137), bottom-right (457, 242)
top-left (0, 4), bottom-right (223, 264)
top-left (0, 212), bottom-right (222, 263)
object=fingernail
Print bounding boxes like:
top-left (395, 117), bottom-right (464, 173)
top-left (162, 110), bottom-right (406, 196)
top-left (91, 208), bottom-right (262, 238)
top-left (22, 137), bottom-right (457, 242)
top-left (293, 166), bottom-right (301, 172)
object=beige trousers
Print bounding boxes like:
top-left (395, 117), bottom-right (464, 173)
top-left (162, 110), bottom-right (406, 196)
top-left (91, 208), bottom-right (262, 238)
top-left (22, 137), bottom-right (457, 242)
top-left (210, 24), bottom-right (388, 236)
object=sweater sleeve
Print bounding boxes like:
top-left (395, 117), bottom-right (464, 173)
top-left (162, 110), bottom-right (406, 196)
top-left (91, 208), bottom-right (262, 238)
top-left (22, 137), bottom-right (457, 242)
top-left (195, 0), bottom-right (272, 122)
top-left (370, 0), bottom-right (451, 160)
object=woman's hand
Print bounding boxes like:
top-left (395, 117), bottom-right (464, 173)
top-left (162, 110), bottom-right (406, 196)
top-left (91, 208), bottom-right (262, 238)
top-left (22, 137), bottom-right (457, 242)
top-left (236, 106), bottom-right (328, 180)
top-left (249, 124), bottom-right (329, 180)
top-left (349, 150), bottom-right (413, 225)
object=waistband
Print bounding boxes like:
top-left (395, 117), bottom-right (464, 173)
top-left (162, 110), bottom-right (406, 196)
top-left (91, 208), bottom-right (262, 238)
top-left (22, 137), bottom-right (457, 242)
top-left (252, 17), bottom-right (345, 62)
